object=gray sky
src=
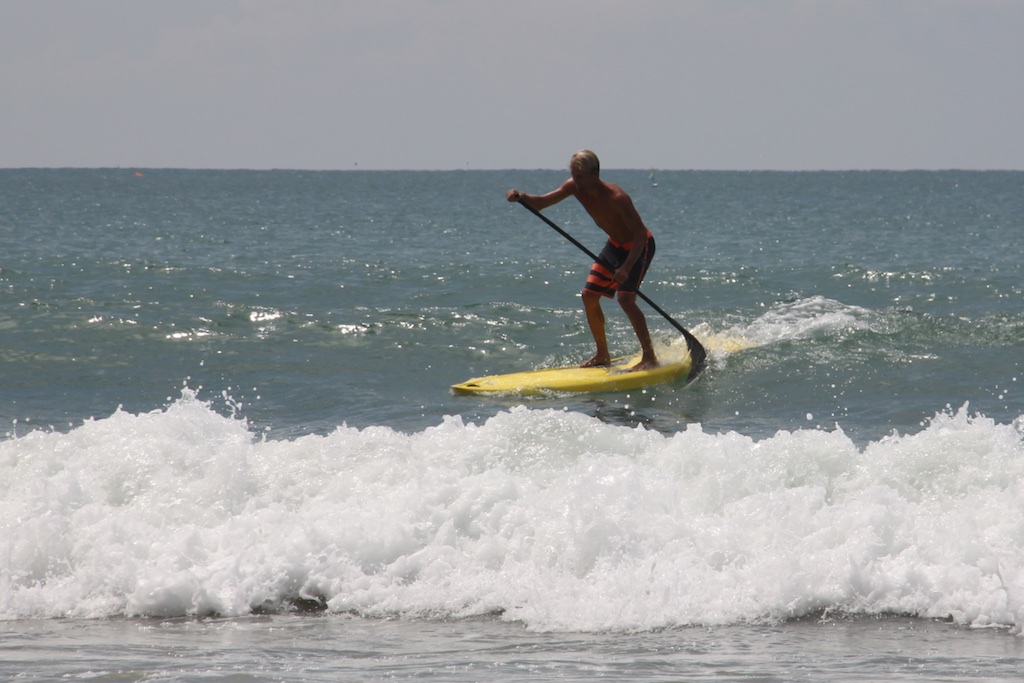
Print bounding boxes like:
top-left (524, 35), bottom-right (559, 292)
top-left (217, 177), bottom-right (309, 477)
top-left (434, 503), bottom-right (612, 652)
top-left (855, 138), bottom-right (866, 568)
top-left (3, 0), bottom-right (1022, 170)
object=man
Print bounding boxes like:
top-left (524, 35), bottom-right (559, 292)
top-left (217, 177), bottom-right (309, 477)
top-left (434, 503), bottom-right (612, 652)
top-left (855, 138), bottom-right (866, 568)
top-left (507, 149), bottom-right (658, 371)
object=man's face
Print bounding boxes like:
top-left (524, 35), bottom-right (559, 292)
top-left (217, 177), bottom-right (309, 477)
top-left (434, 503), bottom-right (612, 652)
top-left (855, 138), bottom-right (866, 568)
top-left (571, 167), bottom-right (597, 190)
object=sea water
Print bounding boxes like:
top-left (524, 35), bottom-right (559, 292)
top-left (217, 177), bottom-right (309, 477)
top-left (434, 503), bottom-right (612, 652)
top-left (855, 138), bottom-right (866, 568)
top-left (1, 169), bottom-right (1022, 680)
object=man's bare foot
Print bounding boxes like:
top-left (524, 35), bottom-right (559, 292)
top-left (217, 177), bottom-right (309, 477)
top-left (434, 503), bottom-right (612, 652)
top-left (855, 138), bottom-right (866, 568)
top-left (630, 356), bottom-right (659, 372)
top-left (580, 354), bottom-right (611, 368)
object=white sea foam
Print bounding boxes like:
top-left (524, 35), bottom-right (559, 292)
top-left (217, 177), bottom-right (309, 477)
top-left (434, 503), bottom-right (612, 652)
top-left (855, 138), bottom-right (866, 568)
top-left (739, 295), bottom-right (875, 345)
top-left (1, 392), bottom-right (1023, 633)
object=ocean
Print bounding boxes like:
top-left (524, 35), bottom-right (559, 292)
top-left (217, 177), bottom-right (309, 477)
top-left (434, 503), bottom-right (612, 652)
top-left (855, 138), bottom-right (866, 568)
top-left (1, 168), bottom-right (1022, 680)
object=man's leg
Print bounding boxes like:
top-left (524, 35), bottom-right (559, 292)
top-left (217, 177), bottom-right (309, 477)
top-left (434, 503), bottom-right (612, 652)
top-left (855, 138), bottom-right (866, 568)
top-left (581, 289), bottom-right (611, 367)
top-left (617, 292), bottom-right (658, 371)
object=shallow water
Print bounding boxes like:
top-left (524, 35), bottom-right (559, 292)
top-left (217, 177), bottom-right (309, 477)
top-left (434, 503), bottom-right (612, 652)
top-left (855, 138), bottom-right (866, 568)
top-left (4, 614), bottom-right (1023, 682)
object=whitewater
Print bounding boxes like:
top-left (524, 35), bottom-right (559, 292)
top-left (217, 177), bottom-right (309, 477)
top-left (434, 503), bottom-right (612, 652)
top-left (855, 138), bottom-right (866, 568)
top-left (4, 391), bottom-right (1023, 633)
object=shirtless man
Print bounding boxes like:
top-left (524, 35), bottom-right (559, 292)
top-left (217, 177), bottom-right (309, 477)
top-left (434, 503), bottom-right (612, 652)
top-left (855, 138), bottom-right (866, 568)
top-left (507, 149), bottom-right (658, 371)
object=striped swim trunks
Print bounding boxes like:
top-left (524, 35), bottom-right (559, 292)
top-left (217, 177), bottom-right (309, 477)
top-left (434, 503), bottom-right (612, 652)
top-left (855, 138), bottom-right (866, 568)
top-left (584, 232), bottom-right (655, 298)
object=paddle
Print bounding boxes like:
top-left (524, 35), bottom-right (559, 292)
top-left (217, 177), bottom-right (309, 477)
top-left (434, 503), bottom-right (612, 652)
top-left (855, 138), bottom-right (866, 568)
top-left (514, 199), bottom-right (707, 380)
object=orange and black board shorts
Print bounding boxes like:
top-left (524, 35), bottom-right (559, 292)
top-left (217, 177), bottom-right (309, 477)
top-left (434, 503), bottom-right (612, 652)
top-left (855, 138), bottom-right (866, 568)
top-left (583, 232), bottom-right (655, 298)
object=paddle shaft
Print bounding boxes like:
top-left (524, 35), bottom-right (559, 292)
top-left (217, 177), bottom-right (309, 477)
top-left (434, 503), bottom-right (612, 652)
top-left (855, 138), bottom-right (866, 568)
top-left (515, 199), bottom-right (707, 377)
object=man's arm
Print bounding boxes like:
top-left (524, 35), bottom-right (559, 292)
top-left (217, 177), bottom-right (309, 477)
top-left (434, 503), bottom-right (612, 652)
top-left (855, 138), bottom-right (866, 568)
top-left (507, 179), bottom-right (576, 210)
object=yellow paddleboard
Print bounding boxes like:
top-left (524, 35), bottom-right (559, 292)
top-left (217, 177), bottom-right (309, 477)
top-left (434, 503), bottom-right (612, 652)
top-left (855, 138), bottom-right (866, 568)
top-left (451, 352), bottom-right (692, 396)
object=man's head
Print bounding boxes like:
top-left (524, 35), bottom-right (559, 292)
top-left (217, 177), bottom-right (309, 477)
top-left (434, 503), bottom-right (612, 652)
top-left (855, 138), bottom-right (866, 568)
top-left (569, 149), bottom-right (600, 178)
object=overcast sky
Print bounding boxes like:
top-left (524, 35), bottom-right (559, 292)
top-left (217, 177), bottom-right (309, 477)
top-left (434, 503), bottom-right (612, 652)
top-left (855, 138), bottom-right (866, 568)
top-left (3, 0), bottom-right (1022, 170)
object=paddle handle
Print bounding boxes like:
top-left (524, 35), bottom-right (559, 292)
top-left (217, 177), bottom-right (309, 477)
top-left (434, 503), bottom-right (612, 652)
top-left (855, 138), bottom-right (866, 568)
top-left (516, 199), bottom-right (708, 379)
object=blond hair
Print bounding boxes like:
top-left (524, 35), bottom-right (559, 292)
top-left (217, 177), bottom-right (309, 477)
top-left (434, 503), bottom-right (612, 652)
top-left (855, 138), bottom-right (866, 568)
top-left (569, 149), bottom-right (600, 176)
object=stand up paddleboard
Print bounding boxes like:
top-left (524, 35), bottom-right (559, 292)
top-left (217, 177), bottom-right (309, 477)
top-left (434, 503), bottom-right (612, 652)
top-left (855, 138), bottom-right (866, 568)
top-left (451, 351), bottom-right (692, 396)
